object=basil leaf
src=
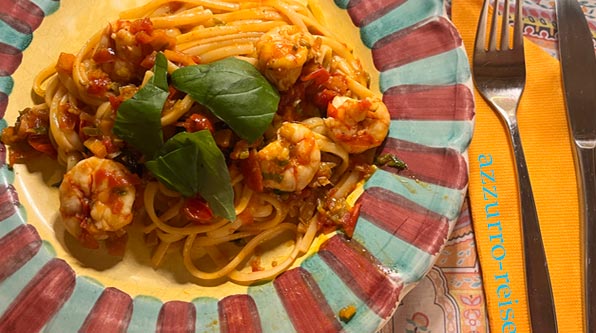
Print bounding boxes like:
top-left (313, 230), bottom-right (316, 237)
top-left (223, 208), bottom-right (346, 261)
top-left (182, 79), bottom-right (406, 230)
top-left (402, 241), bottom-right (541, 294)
top-left (145, 130), bottom-right (236, 221)
top-left (171, 58), bottom-right (279, 142)
top-left (113, 52), bottom-right (169, 158)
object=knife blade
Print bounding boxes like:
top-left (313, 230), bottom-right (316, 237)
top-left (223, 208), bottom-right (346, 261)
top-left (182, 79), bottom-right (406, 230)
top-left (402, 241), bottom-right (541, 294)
top-left (555, 1), bottom-right (596, 332)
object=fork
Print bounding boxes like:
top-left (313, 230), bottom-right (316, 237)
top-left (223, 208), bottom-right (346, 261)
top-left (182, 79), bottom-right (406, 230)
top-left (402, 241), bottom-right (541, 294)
top-left (472, 0), bottom-right (558, 332)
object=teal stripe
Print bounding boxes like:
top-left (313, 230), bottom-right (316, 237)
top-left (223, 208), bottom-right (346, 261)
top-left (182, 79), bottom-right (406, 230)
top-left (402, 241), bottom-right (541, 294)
top-left (0, 76), bottom-right (14, 96)
top-left (0, 21), bottom-right (32, 50)
top-left (364, 169), bottom-right (465, 220)
top-left (0, 242), bottom-right (52, 315)
top-left (333, 0), bottom-right (350, 9)
top-left (192, 297), bottom-right (220, 333)
top-left (389, 120), bottom-right (473, 152)
top-left (0, 206), bottom-right (26, 239)
top-left (0, 165), bottom-right (15, 188)
top-left (42, 240), bottom-right (56, 256)
top-left (128, 296), bottom-right (162, 333)
top-left (248, 283), bottom-right (296, 333)
top-left (0, 164), bottom-right (16, 190)
top-left (29, 0), bottom-right (60, 15)
top-left (43, 276), bottom-right (104, 333)
top-left (352, 217), bottom-right (432, 283)
top-left (360, 0), bottom-right (444, 48)
top-left (301, 254), bottom-right (382, 333)
top-left (380, 48), bottom-right (470, 92)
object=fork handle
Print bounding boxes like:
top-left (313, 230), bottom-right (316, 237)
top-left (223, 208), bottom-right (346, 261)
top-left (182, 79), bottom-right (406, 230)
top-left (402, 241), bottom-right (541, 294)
top-left (574, 143), bottom-right (596, 333)
top-left (509, 122), bottom-right (559, 333)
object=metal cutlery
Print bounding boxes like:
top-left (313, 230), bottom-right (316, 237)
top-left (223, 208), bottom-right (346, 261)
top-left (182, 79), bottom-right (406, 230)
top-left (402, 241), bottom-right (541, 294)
top-left (472, 0), bottom-right (558, 331)
top-left (555, 1), bottom-right (596, 331)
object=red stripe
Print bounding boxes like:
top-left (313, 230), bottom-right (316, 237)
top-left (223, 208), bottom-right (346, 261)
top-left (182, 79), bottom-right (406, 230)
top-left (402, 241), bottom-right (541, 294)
top-left (0, 92), bottom-right (7, 120)
top-left (0, 185), bottom-right (19, 220)
top-left (372, 17), bottom-right (462, 70)
top-left (274, 268), bottom-right (342, 333)
top-left (319, 235), bottom-right (402, 318)
top-left (79, 287), bottom-right (133, 333)
top-left (384, 84), bottom-right (474, 121)
top-left (157, 301), bottom-right (196, 333)
top-left (0, 259), bottom-right (76, 332)
top-left (347, 0), bottom-right (406, 27)
top-left (0, 224), bottom-right (41, 283)
top-left (0, 13), bottom-right (33, 35)
top-left (0, 0), bottom-right (44, 32)
top-left (359, 187), bottom-right (450, 254)
top-left (218, 294), bottom-right (262, 333)
top-left (0, 43), bottom-right (22, 75)
top-left (380, 138), bottom-right (469, 190)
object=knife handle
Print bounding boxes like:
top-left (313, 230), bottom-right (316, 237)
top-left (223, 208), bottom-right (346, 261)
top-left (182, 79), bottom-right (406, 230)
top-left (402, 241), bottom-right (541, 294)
top-left (576, 143), bottom-right (596, 333)
top-left (509, 122), bottom-right (558, 333)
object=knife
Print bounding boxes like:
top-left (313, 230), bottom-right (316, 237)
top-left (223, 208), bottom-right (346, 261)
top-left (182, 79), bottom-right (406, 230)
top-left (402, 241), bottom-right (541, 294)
top-left (555, 1), bottom-right (596, 332)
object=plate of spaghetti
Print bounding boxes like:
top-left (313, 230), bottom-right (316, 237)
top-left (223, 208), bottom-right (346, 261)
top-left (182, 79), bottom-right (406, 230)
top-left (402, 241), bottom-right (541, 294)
top-left (0, 0), bottom-right (474, 332)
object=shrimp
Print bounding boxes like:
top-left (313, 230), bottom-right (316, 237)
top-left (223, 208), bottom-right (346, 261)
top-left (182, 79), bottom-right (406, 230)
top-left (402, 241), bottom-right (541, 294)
top-left (257, 122), bottom-right (321, 192)
top-left (324, 96), bottom-right (390, 154)
top-left (256, 25), bottom-right (315, 91)
top-left (59, 156), bottom-right (138, 245)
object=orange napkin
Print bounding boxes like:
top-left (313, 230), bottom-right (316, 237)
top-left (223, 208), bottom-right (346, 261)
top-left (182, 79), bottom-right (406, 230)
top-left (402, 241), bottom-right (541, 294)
top-left (452, 1), bottom-right (583, 332)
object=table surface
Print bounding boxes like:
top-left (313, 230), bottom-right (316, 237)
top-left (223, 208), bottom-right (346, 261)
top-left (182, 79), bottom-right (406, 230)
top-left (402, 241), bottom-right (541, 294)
top-left (380, 0), bottom-right (596, 331)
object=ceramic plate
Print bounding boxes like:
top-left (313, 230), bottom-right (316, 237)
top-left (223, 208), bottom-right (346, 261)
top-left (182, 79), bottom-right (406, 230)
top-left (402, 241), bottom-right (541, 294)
top-left (0, 0), bottom-right (474, 331)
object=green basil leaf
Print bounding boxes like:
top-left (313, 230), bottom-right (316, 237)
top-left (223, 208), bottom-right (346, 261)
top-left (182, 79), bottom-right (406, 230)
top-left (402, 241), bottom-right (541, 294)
top-left (146, 130), bottom-right (236, 221)
top-left (113, 52), bottom-right (169, 158)
top-left (171, 57), bottom-right (279, 142)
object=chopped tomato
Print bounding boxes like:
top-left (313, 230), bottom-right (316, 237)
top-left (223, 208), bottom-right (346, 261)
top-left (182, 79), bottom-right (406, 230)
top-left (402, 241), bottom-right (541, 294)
top-left (139, 52), bottom-right (157, 69)
top-left (87, 70), bottom-right (112, 96)
top-left (239, 149), bottom-right (263, 192)
top-left (57, 104), bottom-right (78, 130)
top-left (109, 95), bottom-right (124, 110)
top-left (182, 113), bottom-right (214, 133)
top-left (136, 28), bottom-right (176, 51)
top-left (182, 196), bottom-right (214, 224)
top-left (301, 66), bottom-right (330, 85)
top-left (93, 47), bottom-right (117, 64)
top-left (129, 17), bottom-right (153, 35)
top-left (341, 202), bottom-right (361, 238)
top-left (27, 135), bottom-right (56, 158)
top-left (56, 52), bottom-right (76, 75)
top-left (101, 136), bottom-right (120, 154)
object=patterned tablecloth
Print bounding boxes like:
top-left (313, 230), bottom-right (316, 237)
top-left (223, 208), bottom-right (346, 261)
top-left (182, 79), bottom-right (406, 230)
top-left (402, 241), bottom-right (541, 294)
top-left (381, 1), bottom-right (595, 332)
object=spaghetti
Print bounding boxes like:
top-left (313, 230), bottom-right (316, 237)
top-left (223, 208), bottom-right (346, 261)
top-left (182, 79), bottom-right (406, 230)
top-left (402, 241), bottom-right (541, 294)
top-left (1, 0), bottom-right (391, 284)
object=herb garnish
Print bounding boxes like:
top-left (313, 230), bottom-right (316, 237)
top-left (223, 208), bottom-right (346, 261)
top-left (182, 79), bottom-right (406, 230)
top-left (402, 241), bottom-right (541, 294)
top-left (375, 153), bottom-right (408, 170)
top-left (171, 57), bottom-right (279, 142)
top-left (113, 52), bottom-right (169, 158)
top-left (146, 130), bottom-right (235, 220)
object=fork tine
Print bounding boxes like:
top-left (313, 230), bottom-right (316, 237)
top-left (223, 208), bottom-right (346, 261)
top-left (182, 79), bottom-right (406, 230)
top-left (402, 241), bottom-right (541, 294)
top-left (500, 0), bottom-right (510, 50)
top-left (513, 0), bottom-right (524, 48)
top-left (475, 0), bottom-right (489, 52)
top-left (488, 0), bottom-right (499, 50)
